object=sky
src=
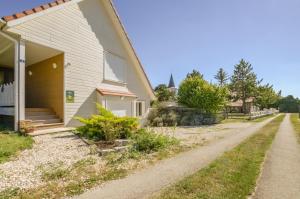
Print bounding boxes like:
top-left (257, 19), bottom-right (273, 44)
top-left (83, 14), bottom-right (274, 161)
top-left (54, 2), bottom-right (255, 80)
top-left (1, 0), bottom-right (300, 97)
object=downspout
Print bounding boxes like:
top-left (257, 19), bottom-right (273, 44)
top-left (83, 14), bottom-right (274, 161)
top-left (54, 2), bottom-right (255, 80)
top-left (0, 19), bottom-right (21, 131)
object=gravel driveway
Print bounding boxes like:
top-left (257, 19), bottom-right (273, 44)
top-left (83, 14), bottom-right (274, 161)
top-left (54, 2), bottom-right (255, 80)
top-left (0, 132), bottom-right (99, 192)
top-left (152, 122), bottom-right (256, 146)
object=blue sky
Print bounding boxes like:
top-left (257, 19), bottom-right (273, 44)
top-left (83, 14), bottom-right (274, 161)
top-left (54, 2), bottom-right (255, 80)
top-left (1, 0), bottom-right (300, 97)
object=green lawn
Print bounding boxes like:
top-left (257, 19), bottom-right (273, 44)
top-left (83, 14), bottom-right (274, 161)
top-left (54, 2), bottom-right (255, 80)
top-left (155, 114), bottom-right (285, 199)
top-left (290, 113), bottom-right (300, 141)
top-left (0, 132), bottom-right (34, 164)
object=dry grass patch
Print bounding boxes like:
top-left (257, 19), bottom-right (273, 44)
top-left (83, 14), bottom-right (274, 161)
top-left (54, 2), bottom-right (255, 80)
top-left (0, 133), bottom-right (33, 164)
top-left (0, 135), bottom-right (184, 199)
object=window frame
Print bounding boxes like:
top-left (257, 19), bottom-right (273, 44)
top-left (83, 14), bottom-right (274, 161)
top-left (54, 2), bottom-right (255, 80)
top-left (136, 101), bottom-right (145, 117)
top-left (103, 50), bottom-right (127, 84)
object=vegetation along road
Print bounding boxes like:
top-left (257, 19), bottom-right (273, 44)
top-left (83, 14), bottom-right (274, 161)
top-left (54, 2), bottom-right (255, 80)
top-left (75, 116), bottom-right (278, 199)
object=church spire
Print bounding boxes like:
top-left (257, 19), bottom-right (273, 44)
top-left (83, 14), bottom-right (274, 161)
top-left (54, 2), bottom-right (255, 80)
top-left (168, 74), bottom-right (175, 88)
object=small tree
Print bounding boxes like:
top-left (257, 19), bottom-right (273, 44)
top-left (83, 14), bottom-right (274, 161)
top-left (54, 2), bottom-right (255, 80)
top-left (256, 83), bottom-right (280, 109)
top-left (186, 69), bottom-right (204, 79)
top-left (230, 59), bottom-right (257, 114)
top-left (177, 75), bottom-right (228, 113)
top-left (154, 84), bottom-right (174, 102)
top-left (214, 68), bottom-right (229, 86)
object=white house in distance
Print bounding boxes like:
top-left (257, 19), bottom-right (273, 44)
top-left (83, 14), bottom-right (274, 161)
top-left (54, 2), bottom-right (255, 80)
top-left (0, 0), bottom-right (155, 131)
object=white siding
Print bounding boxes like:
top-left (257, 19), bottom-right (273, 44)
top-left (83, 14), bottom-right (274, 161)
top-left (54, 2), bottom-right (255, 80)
top-left (7, 0), bottom-right (152, 126)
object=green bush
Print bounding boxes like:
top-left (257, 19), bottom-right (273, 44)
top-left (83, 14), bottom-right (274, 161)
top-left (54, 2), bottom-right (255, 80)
top-left (131, 129), bottom-right (179, 153)
top-left (161, 111), bottom-right (178, 126)
top-left (177, 75), bottom-right (228, 113)
top-left (75, 104), bottom-right (138, 141)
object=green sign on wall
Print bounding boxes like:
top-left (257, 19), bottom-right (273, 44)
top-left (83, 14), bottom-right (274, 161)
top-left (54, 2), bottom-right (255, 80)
top-left (66, 90), bottom-right (75, 103)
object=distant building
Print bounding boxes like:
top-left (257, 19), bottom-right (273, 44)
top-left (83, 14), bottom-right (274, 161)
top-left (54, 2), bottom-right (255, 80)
top-left (168, 74), bottom-right (177, 93)
top-left (227, 97), bottom-right (259, 114)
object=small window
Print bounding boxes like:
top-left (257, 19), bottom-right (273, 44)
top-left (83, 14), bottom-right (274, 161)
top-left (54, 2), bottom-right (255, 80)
top-left (104, 51), bottom-right (126, 83)
top-left (136, 101), bottom-right (145, 117)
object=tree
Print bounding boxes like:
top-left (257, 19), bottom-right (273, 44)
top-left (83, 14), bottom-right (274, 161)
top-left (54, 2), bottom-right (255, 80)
top-left (278, 95), bottom-right (300, 113)
top-left (186, 69), bottom-right (204, 79)
top-left (177, 74), bottom-right (228, 113)
top-left (230, 59), bottom-right (258, 114)
top-left (256, 83), bottom-right (280, 109)
top-left (154, 84), bottom-right (174, 102)
top-left (214, 68), bottom-right (229, 86)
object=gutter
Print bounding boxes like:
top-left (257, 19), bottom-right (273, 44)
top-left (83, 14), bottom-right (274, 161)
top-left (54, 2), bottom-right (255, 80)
top-left (0, 19), bottom-right (21, 131)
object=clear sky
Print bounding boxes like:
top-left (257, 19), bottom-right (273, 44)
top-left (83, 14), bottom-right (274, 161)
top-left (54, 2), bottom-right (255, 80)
top-left (1, 0), bottom-right (300, 97)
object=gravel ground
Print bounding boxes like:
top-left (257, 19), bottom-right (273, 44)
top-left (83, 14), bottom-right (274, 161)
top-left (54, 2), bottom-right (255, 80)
top-left (0, 132), bottom-right (99, 192)
top-left (254, 114), bottom-right (300, 199)
top-left (152, 122), bottom-right (254, 146)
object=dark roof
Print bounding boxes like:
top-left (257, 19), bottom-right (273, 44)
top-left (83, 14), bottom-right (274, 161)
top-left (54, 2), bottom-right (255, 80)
top-left (168, 74), bottom-right (175, 88)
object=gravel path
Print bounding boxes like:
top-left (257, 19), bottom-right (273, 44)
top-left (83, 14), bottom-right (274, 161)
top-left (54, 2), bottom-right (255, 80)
top-left (75, 117), bottom-right (277, 199)
top-left (254, 114), bottom-right (300, 199)
top-left (0, 132), bottom-right (98, 191)
top-left (153, 122), bottom-right (255, 146)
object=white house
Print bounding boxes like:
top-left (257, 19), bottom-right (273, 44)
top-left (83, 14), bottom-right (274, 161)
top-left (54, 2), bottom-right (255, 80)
top-left (0, 0), bottom-right (155, 131)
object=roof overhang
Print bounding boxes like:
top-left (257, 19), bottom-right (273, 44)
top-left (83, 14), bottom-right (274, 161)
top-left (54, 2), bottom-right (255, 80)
top-left (103, 0), bottom-right (155, 100)
top-left (97, 88), bottom-right (137, 98)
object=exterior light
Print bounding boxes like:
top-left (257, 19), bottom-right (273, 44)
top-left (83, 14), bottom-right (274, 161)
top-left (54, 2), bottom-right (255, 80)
top-left (28, 71), bottom-right (33, 76)
top-left (52, 63), bottom-right (57, 69)
top-left (120, 96), bottom-right (125, 100)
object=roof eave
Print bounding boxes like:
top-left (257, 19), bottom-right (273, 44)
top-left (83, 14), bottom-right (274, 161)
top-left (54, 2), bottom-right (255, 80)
top-left (107, 0), bottom-right (155, 100)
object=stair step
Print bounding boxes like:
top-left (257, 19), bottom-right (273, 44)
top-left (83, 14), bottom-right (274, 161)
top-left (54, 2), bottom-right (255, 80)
top-left (29, 127), bottom-right (75, 137)
top-left (26, 115), bottom-right (58, 120)
top-left (26, 108), bottom-right (52, 112)
top-left (31, 118), bottom-right (62, 125)
top-left (33, 123), bottom-right (65, 131)
top-left (26, 111), bottom-right (55, 116)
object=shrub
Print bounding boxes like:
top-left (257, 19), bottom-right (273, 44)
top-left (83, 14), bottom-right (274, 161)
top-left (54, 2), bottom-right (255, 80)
top-left (131, 129), bottom-right (179, 153)
top-left (75, 104), bottom-right (138, 141)
top-left (177, 75), bottom-right (228, 113)
top-left (152, 117), bottom-right (164, 127)
top-left (154, 84), bottom-right (175, 102)
top-left (162, 111), bottom-right (177, 126)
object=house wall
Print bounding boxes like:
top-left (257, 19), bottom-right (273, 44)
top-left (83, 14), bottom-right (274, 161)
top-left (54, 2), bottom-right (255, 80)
top-left (25, 54), bottom-right (64, 119)
top-left (7, 0), bottom-right (152, 126)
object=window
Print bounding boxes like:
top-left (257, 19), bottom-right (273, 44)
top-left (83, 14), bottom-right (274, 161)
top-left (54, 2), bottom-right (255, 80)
top-left (136, 101), bottom-right (145, 117)
top-left (104, 51), bottom-right (127, 83)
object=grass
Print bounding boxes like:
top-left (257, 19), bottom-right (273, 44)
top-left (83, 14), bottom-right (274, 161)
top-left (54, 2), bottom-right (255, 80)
top-left (155, 114), bottom-right (285, 199)
top-left (222, 114), bottom-right (276, 124)
top-left (0, 132), bottom-right (34, 164)
top-left (290, 113), bottom-right (300, 141)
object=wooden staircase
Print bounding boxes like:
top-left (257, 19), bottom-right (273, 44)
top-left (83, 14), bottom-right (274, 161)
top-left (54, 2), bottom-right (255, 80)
top-left (25, 108), bottom-right (64, 131)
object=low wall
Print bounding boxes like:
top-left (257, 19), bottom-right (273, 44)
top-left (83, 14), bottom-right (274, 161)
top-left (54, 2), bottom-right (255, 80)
top-left (147, 106), bottom-right (225, 127)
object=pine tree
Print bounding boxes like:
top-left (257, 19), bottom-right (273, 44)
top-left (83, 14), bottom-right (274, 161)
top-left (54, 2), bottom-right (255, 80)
top-left (214, 68), bottom-right (229, 86)
top-left (230, 59), bottom-right (258, 114)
